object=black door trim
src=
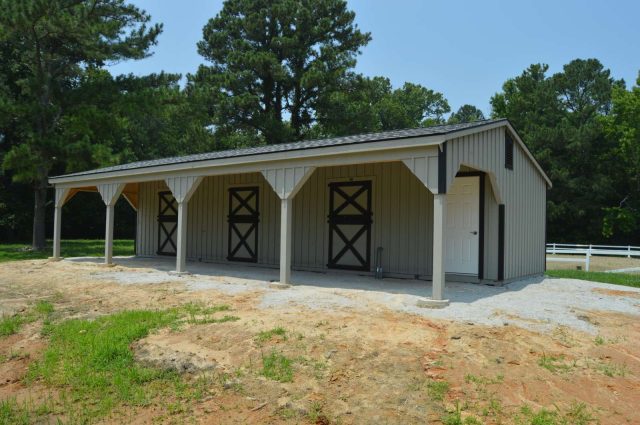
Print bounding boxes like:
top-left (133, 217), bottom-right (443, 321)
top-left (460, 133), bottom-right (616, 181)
top-left (327, 180), bottom-right (373, 271)
top-left (498, 204), bottom-right (505, 281)
top-left (455, 171), bottom-right (485, 279)
top-left (227, 186), bottom-right (260, 263)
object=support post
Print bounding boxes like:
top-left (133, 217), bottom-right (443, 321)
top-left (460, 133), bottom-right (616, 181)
top-left (52, 206), bottom-right (62, 259)
top-left (261, 166), bottom-right (316, 288)
top-left (98, 183), bottom-right (126, 266)
top-left (50, 187), bottom-right (70, 261)
top-left (279, 197), bottom-right (293, 286)
top-left (417, 193), bottom-right (449, 308)
top-left (175, 201), bottom-right (188, 274)
top-left (165, 176), bottom-right (203, 274)
top-left (432, 193), bottom-right (447, 301)
top-left (104, 204), bottom-right (115, 264)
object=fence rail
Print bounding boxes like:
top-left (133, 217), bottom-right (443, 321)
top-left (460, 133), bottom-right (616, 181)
top-left (546, 243), bottom-right (640, 258)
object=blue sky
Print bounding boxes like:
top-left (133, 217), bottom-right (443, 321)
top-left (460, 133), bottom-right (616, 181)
top-left (109, 0), bottom-right (640, 116)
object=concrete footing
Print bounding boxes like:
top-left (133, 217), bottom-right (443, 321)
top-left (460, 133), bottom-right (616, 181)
top-left (416, 298), bottom-right (450, 309)
top-left (168, 271), bottom-right (191, 276)
top-left (269, 282), bottom-right (291, 289)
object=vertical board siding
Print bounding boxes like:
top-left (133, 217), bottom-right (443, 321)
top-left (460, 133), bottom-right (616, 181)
top-left (446, 128), bottom-right (547, 280)
top-left (137, 163), bottom-right (435, 277)
top-left (136, 128), bottom-right (547, 281)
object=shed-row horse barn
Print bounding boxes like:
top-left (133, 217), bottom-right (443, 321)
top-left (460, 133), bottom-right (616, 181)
top-left (49, 119), bottom-right (551, 307)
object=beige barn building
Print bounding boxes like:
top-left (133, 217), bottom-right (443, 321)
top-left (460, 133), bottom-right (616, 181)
top-left (49, 119), bottom-right (551, 307)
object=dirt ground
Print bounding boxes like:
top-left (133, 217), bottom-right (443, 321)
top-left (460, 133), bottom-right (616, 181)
top-left (1, 259), bottom-right (640, 424)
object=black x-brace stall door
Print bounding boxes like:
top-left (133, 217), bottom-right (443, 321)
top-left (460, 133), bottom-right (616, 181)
top-left (157, 191), bottom-right (178, 256)
top-left (327, 181), bottom-right (373, 271)
top-left (227, 187), bottom-right (260, 262)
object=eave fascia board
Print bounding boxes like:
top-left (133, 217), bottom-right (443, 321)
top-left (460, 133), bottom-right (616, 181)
top-left (49, 135), bottom-right (444, 187)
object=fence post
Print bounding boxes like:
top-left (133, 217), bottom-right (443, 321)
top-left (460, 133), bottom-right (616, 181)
top-left (552, 243), bottom-right (556, 255)
top-left (628, 245), bottom-right (631, 259)
top-left (588, 244), bottom-right (592, 256)
top-left (585, 253), bottom-right (590, 272)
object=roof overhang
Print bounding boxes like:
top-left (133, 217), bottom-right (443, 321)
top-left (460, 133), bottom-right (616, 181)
top-left (49, 120), bottom-right (551, 189)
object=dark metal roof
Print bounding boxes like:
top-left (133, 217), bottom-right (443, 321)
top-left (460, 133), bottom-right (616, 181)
top-left (52, 119), bottom-right (507, 179)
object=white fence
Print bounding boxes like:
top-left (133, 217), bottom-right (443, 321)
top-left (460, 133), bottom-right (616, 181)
top-left (546, 243), bottom-right (640, 272)
top-left (546, 243), bottom-right (640, 258)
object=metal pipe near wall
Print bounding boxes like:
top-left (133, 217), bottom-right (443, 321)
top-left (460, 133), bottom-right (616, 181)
top-left (375, 246), bottom-right (384, 279)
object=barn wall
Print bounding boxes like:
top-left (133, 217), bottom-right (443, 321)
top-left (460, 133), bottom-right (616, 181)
top-left (446, 128), bottom-right (547, 280)
top-left (136, 163), bottom-right (435, 277)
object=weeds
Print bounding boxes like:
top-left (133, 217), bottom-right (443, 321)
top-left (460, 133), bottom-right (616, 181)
top-left (515, 402), bottom-right (595, 425)
top-left (0, 315), bottom-right (22, 337)
top-left (261, 350), bottom-right (294, 382)
top-left (182, 303), bottom-right (237, 324)
top-left (427, 380), bottom-right (450, 401)
top-left (442, 401), bottom-right (482, 425)
top-left (308, 401), bottom-right (330, 424)
top-left (538, 353), bottom-right (575, 373)
top-left (596, 361), bottom-right (627, 377)
top-left (464, 373), bottom-right (504, 385)
top-left (0, 300), bottom-right (55, 337)
top-left (256, 326), bottom-right (287, 343)
top-left (33, 301), bottom-right (54, 316)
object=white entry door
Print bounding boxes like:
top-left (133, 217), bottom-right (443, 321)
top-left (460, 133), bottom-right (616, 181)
top-left (445, 176), bottom-right (480, 275)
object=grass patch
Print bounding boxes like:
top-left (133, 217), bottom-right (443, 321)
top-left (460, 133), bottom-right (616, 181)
top-left (0, 239), bottom-right (134, 263)
top-left (182, 302), bottom-right (238, 325)
top-left (34, 301), bottom-right (54, 318)
top-left (426, 380), bottom-right (450, 401)
top-left (515, 402), bottom-right (595, 425)
top-left (538, 353), bottom-right (576, 374)
top-left (442, 401), bottom-right (482, 425)
top-left (0, 300), bottom-right (55, 337)
top-left (256, 326), bottom-right (288, 343)
top-left (546, 269), bottom-right (640, 288)
top-left (465, 373), bottom-right (504, 386)
top-left (261, 350), bottom-right (294, 382)
top-left (0, 315), bottom-right (23, 337)
top-left (596, 361), bottom-right (627, 377)
top-left (27, 309), bottom-right (183, 419)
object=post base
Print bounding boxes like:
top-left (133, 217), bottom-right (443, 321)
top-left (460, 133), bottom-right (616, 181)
top-left (168, 271), bottom-right (191, 276)
top-left (416, 298), bottom-right (450, 309)
top-left (47, 257), bottom-right (63, 262)
top-left (99, 263), bottom-right (117, 268)
top-left (269, 282), bottom-right (291, 289)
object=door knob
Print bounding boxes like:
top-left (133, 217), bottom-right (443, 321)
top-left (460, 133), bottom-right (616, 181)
top-left (470, 231), bottom-right (478, 235)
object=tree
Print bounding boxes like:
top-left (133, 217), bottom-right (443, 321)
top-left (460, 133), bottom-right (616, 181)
top-left (190, 0), bottom-right (371, 145)
top-left (601, 73), bottom-right (640, 241)
top-left (314, 74), bottom-right (450, 137)
top-left (0, 0), bottom-right (162, 250)
top-left (447, 104), bottom-right (485, 124)
top-left (491, 59), bottom-right (625, 243)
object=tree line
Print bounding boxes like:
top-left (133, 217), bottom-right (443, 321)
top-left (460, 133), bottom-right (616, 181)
top-left (0, 0), bottom-right (638, 248)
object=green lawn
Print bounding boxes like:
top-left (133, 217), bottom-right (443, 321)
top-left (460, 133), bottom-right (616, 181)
top-left (546, 269), bottom-right (640, 288)
top-left (0, 240), bottom-right (134, 263)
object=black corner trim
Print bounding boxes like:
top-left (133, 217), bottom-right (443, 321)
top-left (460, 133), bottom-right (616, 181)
top-left (438, 141), bottom-right (447, 194)
top-left (498, 204), bottom-right (505, 281)
top-left (478, 176), bottom-right (485, 280)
